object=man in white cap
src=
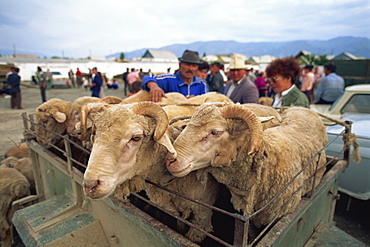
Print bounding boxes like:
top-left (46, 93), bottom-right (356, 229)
top-left (142, 49), bottom-right (209, 102)
top-left (224, 55), bottom-right (258, 104)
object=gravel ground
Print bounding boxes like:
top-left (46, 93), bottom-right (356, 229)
top-left (0, 82), bottom-right (369, 246)
top-left (0, 81), bottom-right (126, 159)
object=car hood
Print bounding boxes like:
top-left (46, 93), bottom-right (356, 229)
top-left (310, 104), bottom-right (342, 125)
top-left (326, 113), bottom-right (370, 139)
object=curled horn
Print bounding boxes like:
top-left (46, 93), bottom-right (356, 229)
top-left (80, 103), bottom-right (109, 141)
top-left (219, 104), bottom-right (263, 155)
top-left (131, 102), bottom-right (169, 141)
top-left (80, 104), bottom-right (90, 142)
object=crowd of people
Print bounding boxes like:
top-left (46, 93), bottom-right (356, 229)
top-left (1, 49), bottom-right (345, 110)
top-left (139, 49), bottom-right (345, 108)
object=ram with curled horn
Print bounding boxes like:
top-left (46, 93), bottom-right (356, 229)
top-left (82, 101), bottom-right (219, 243)
top-left (166, 103), bottom-right (328, 228)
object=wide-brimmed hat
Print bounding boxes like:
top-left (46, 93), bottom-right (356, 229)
top-left (229, 55), bottom-right (246, 69)
top-left (178, 50), bottom-right (202, 65)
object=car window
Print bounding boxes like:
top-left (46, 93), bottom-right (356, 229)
top-left (341, 94), bottom-right (370, 114)
top-left (329, 94), bottom-right (343, 111)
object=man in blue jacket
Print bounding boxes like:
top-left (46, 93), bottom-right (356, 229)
top-left (89, 67), bottom-right (103, 97)
top-left (142, 50), bottom-right (209, 102)
top-left (6, 67), bottom-right (23, 109)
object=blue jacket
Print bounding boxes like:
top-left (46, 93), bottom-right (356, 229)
top-left (6, 73), bottom-right (21, 93)
top-left (91, 73), bottom-right (103, 97)
top-left (142, 71), bottom-right (209, 97)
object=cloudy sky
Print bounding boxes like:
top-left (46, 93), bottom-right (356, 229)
top-left (1, 0), bottom-right (369, 58)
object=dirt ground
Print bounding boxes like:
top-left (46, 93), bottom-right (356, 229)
top-left (0, 81), bottom-right (126, 159)
top-left (0, 82), bottom-right (369, 246)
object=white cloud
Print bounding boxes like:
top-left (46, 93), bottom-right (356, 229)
top-left (0, 0), bottom-right (369, 57)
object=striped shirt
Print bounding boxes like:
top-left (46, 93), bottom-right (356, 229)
top-left (314, 73), bottom-right (344, 103)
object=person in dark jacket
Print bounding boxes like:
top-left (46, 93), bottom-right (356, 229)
top-left (89, 67), bottom-right (103, 97)
top-left (6, 67), bottom-right (23, 109)
top-left (207, 62), bottom-right (225, 93)
top-left (224, 55), bottom-right (259, 104)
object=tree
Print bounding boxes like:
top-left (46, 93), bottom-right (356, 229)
top-left (120, 52), bottom-right (125, 60)
top-left (202, 52), bottom-right (206, 58)
top-left (314, 55), bottom-right (329, 66)
top-left (299, 54), bottom-right (316, 65)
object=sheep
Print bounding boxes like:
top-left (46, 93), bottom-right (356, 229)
top-left (4, 142), bottom-right (29, 159)
top-left (35, 96), bottom-right (122, 146)
top-left (77, 93), bottom-right (233, 147)
top-left (35, 98), bottom-right (73, 147)
top-left (1, 156), bottom-right (35, 193)
top-left (82, 102), bottom-right (219, 242)
top-left (0, 168), bottom-right (30, 247)
top-left (166, 104), bottom-right (328, 230)
top-left (257, 96), bottom-right (274, 106)
top-left (185, 92), bottom-right (232, 104)
top-left (161, 92), bottom-right (233, 120)
top-left (119, 90), bottom-right (187, 105)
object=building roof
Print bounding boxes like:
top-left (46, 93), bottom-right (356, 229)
top-left (247, 55), bottom-right (275, 64)
top-left (294, 50), bottom-right (313, 59)
top-left (332, 52), bottom-right (358, 60)
top-left (142, 49), bottom-right (178, 60)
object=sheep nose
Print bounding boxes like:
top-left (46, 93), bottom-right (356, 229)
top-left (83, 180), bottom-right (99, 195)
top-left (166, 158), bottom-right (178, 170)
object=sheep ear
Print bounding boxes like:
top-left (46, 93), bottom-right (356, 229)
top-left (156, 133), bottom-right (177, 158)
top-left (52, 111), bottom-right (67, 123)
top-left (258, 116), bottom-right (275, 123)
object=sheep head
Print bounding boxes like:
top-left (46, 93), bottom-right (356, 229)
top-left (35, 98), bottom-right (72, 147)
top-left (166, 103), bottom-right (267, 177)
top-left (83, 101), bottom-right (175, 200)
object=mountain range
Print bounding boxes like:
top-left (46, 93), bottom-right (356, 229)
top-left (108, 36), bottom-right (370, 60)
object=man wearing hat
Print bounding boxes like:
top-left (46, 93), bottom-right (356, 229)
top-left (224, 55), bottom-right (258, 104)
top-left (142, 50), bottom-right (209, 102)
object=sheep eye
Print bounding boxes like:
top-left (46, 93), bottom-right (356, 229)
top-left (211, 131), bottom-right (222, 136)
top-left (131, 136), bottom-right (142, 142)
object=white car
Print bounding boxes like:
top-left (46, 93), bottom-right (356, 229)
top-left (311, 84), bottom-right (370, 200)
top-left (50, 71), bottom-right (71, 88)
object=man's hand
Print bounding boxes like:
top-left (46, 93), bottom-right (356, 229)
top-left (147, 81), bottom-right (166, 103)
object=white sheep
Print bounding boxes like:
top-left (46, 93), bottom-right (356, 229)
top-left (0, 168), bottom-right (30, 247)
top-left (82, 102), bottom-right (219, 242)
top-left (77, 92), bottom-right (233, 147)
top-left (118, 90), bottom-right (187, 105)
top-left (166, 104), bottom-right (328, 229)
top-left (1, 156), bottom-right (35, 193)
top-left (35, 96), bottom-right (122, 146)
top-left (4, 143), bottom-right (29, 159)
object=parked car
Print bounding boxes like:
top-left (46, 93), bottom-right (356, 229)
top-left (311, 84), bottom-right (370, 200)
top-left (50, 71), bottom-right (71, 88)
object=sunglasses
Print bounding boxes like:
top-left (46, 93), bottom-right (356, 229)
top-left (266, 76), bottom-right (280, 84)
